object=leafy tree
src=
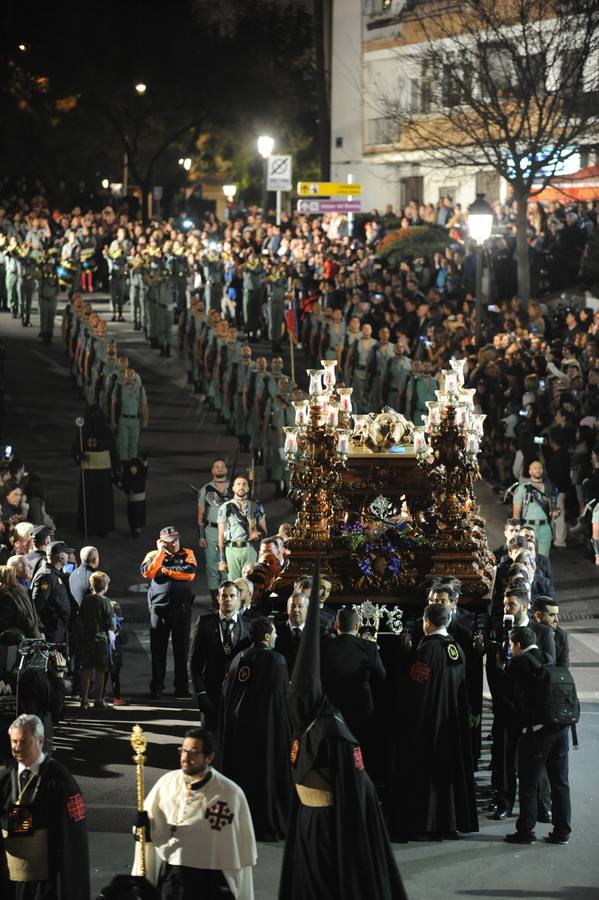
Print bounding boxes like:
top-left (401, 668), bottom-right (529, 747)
top-left (374, 0), bottom-right (599, 300)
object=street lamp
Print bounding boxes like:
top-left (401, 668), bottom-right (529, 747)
top-left (467, 192), bottom-right (493, 347)
top-left (135, 83), bottom-right (147, 95)
top-left (178, 157), bottom-right (191, 171)
top-left (223, 184), bottom-right (237, 220)
top-left (257, 135), bottom-right (274, 217)
top-left (101, 178), bottom-right (109, 190)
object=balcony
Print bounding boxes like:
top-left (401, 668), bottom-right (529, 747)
top-left (366, 117), bottom-right (401, 147)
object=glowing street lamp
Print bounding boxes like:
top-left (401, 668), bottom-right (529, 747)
top-left (135, 83), bottom-right (147, 95)
top-left (101, 178), bottom-right (109, 190)
top-left (467, 192), bottom-right (493, 347)
top-left (257, 135), bottom-right (274, 216)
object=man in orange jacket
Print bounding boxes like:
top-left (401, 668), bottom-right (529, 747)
top-left (141, 525), bottom-right (198, 700)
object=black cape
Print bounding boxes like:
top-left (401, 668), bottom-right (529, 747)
top-left (72, 406), bottom-right (119, 536)
top-left (280, 558), bottom-right (407, 900)
top-left (279, 706), bottom-right (408, 900)
top-left (220, 645), bottom-right (291, 841)
top-left (387, 633), bottom-right (479, 839)
top-left (0, 756), bottom-right (90, 900)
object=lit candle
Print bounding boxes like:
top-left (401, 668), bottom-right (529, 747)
top-left (443, 372), bottom-right (459, 395)
top-left (413, 429), bottom-right (427, 453)
top-left (326, 402), bottom-right (340, 428)
top-left (337, 430), bottom-right (351, 456)
top-left (450, 357), bottom-right (466, 386)
top-left (352, 414), bottom-right (368, 435)
top-left (283, 427), bottom-right (298, 455)
top-left (292, 400), bottom-right (309, 426)
top-left (321, 359), bottom-right (337, 389)
top-left (473, 413), bottom-right (487, 434)
top-left (308, 369), bottom-right (325, 396)
top-left (337, 387), bottom-right (353, 414)
top-left (466, 432), bottom-right (479, 453)
top-left (458, 388), bottom-right (476, 407)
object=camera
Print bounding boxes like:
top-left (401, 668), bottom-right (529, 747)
top-left (534, 436), bottom-right (545, 445)
top-left (519, 409), bottom-right (528, 417)
top-left (0, 445), bottom-right (13, 463)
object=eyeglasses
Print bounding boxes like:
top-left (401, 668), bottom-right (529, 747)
top-left (178, 747), bottom-right (206, 758)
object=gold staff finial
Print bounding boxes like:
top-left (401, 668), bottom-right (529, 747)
top-left (131, 725), bottom-right (148, 877)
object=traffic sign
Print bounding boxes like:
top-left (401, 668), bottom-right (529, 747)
top-left (267, 155), bottom-right (292, 192)
top-left (297, 199), bottom-right (362, 214)
top-left (297, 181), bottom-right (362, 197)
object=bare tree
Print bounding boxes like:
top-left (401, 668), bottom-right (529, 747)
top-left (374, 0), bottom-right (599, 300)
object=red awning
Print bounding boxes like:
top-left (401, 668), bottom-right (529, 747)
top-left (533, 165), bottom-right (599, 202)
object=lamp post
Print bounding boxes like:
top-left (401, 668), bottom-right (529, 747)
top-left (222, 184), bottom-right (237, 220)
top-left (467, 192), bottom-right (493, 347)
top-left (257, 135), bottom-right (274, 218)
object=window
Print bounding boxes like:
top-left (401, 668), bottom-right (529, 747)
top-left (480, 42), bottom-right (515, 99)
top-left (367, 117), bottom-right (401, 145)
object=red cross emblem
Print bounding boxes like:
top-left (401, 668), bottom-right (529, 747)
top-left (410, 661), bottom-right (431, 684)
top-left (66, 793), bottom-right (86, 822)
top-left (206, 800), bottom-right (234, 831)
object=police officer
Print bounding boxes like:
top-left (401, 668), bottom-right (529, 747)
top-left (217, 477), bottom-right (267, 580)
top-left (30, 541), bottom-right (73, 644)
top-left (512, 460), bottom-right (556, 558)
top-left (197, 459), bottom-right (232, 606)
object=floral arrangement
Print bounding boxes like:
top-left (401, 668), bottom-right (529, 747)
top-left (336, 512), bottom-right (428, 588)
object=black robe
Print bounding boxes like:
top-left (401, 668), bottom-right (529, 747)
top-left (0, 756), bottom-right (90, 900)
top-left (279, 706), bottom-right (408, 900)
top-left (72, 406), bottom-right (119, 537)
top-left (387, 633), bottom-right (479, 840)
top-left (220, 645), bottom-right (291, 841)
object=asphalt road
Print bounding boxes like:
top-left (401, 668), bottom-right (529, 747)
top-left (2, 296), bottom-right (599, 899)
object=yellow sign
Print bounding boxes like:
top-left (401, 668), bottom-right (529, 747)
top-left (297, 181), bottom-right (362, 197)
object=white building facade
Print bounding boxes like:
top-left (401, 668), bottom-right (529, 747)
top-left (329, 0), bottom-right (589, 213)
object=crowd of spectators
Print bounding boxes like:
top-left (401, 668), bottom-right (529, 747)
top-left (2, 178), bottom-right (599, 562)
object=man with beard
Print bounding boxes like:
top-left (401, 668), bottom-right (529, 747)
top-left (220, 617), bottom-right (290, 841)
top-left (197, 459), bottom-right (232, 607)
top-left (133, 727), bottom-right (256, 899)
top-left (217, 477), bottom-right (266, 581)
top-left (279, 563), bottom-right (406, 900)
top-left (386, 603), bottom-right (478, 841)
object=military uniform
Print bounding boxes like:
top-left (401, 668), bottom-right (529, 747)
top-left (222, 338), bottom-right (240, 431)
top-left (113, 377), bottom-right (148, 462)
top-left (407, 372), bottom-right (439, 425)
top-left (156, 276), bottom-right (174, 356)
top-left (235, 360), bottom-right (254, 450)
top-left (351, 337), bottom-right (378, 414)
top-left (197, 480), bottom-right (232, 592)
top-left (383, 354), bottom-right (412, 413)
top-left (128, 254), bottom-right (145, 330)
top-left (514, 480), bottom-right (554, 558)
top-left (266, 270), bottom-right (287, 350)
top-left (217, 497), bottom-right (265, 579)
top-left (322, 319), bottom-right (346, 362)
top-left (369, 342), bottom-right (395, 411)
top-left (4, 242), bottom-right (21, 318)
top-left (203, 252), bottom-right (224, 311)
top-left (39, 259), bottom-right (59, 344)
top-left (107, 239), bottom-right (130, 320)
top-left (242, 257), bottom-right (263, 337)
top-left (265, 387), bottom-right (293, 493)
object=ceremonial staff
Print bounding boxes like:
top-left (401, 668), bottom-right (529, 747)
top-left (131, 725), bottom-right (148, 877)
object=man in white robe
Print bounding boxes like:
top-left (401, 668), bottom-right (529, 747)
top-left (132, 727), bottom-right (256, 899)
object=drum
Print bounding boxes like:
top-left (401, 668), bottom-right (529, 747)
top-left (80, 247), bottom-right (97, 272)
top-left (57, 260), bottom-right (76, 287)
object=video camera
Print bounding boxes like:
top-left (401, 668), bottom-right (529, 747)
top-left (18, 639), bottom-right (67, 675)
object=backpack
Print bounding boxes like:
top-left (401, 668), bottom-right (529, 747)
top-left (530, 656), bottom-right (580, 746)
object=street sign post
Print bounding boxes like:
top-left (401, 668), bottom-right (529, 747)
top-left (297, 181), bottom-right (362, 196)
top-left (297, 199), bottom-right (362, 214)
top-left (267, 155), bottom-right (292, 192)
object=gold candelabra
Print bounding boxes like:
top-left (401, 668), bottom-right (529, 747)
top-left (284, 363), bottom-right (352, 544)
top-left (131, 725), bottom-right (148, 877)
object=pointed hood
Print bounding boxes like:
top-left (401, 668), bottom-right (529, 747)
top-left (287, 557), bottom-right (323, 736)
top-left (287, 558), bottom-right (357, 784)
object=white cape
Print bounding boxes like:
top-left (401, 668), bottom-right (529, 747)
top-left (132, 767), bottom-right (257, 899)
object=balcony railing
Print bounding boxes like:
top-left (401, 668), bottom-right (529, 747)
top-left (366, 117), bottom-right (401, 146)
